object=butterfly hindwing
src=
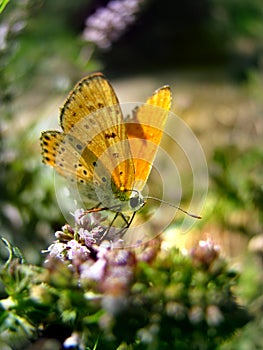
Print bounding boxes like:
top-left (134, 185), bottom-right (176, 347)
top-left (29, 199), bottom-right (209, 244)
top-left (40, 130), bottom-right (110, 204)
top-left (126, 86), bottom-right (172, 191)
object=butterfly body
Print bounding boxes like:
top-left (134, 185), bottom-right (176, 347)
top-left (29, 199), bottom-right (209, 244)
top-left (40, 73), bottom-right (171, 230)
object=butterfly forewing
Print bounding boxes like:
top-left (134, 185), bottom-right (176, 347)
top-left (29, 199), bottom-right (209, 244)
top-left (41, 73), bottom-right (136, 206)
top-left (126, 86), bottom-right (172, 191)
top-left (60, 73), bottom-right (119, 133)
top-left (67, 105), bottom-right (135, 193)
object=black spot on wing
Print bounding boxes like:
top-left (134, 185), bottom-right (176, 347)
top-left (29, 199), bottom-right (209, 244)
top-left (105, 132), bottom-right (117, 139)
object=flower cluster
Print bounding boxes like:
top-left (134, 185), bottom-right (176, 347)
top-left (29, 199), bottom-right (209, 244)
top-left (45, 209), bottom-right (106, 266)
top-left (82, 0), bottom-right (143, 49)
top-left (44, 209), bottom-right (156, 288)
top-left (0, 218), bottom-right (250, 349)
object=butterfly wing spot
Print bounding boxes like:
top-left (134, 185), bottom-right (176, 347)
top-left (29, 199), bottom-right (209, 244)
top-left (43, 134), bottom-right (51, 141)
top-left (88, 106), bottom-right (96, 112)
top-left (104, 132), bottom-right (117, 139)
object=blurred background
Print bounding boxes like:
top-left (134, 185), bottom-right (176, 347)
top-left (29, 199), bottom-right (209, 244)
top-left (0, 1), bottom-right (263, 346)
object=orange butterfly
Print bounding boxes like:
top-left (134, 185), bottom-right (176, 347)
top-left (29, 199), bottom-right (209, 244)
top-left (40, 73), bottom-right (198, 239)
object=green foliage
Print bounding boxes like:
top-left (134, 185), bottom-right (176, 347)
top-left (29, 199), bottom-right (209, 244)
top-left (209, 0), bottom-right (263, 39)
top-left (0, 0), bottom-right (10, 13)
top-left (201, 144), bottom-right (263, 350)
top-left (205, 145), bottom-right (263, 235)
top-left (0, 0), bottom-right (92, 106)
top-left (0, 120), bottom-right (64, 262)
top-left (0, 236), bottom-right (25, 267)
top-left (0, 233), bottom-right (250, 350)
top-left (0, 0), bottom-right (97, 262)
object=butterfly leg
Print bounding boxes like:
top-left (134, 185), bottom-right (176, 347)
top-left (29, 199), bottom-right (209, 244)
top-left (81, 206), bottom-right (137, 243)
top-left (112, 212), bottom-right (136, 239)
top-left (91, 202), bottom-right (102, 209)
top-left (120, 212), bottom-right (136, 228)
top-left (98, 211), bottom-right (120, 242)
top-left (99, 211), bottom-right (136, 242)
top-left (83, 202), bottom-right (102, 214)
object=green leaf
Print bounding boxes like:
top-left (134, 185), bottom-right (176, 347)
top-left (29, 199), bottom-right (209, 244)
top-left (0, 236), bottom-right (25, 267)
top-left (0, 0), bottom-right (10, 13)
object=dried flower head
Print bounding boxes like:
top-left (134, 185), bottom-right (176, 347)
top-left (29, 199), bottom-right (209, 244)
top-left (190, 239), bottom-right (220, 266)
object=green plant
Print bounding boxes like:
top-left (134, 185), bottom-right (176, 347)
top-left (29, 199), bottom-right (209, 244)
top-left (205, 145), bottom-right (263, 235)
top-left (0, 211), bottom-right (250, 350)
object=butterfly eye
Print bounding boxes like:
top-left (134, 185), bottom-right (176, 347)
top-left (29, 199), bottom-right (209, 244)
top-left (130, 196), bottom-right (139, 209)
top-left (129, 192), bottom-right (145, 211)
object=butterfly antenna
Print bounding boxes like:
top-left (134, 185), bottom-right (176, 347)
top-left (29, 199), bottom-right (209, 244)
top-left (145, 196), bottom-right (202, 219)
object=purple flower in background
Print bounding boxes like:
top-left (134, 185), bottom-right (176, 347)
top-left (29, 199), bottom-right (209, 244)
top-left (80, 245), bottom-right (108, 281)
top-left (83, 0), bottom-right (143, 49)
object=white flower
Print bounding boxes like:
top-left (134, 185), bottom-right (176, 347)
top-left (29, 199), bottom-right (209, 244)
top-left (46, 242), bottom-right (67, 260)
top-left (63, 332), bottom-right (85, 350)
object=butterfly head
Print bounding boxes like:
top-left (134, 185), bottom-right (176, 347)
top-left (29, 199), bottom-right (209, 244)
top-left (128, 189), bottom-right (145, 212)
top-left (115, 188), bottom-right (145, 213)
